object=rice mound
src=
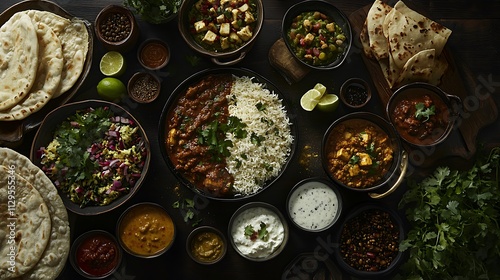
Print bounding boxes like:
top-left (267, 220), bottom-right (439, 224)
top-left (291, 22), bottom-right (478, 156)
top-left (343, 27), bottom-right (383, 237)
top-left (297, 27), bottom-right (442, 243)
top-left (226, 76), bottom-right (293, 195)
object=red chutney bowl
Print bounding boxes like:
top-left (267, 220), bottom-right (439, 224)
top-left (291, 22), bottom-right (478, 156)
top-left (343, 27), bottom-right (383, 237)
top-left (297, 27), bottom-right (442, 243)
top-left (70, 230), bottom-right (122, 279)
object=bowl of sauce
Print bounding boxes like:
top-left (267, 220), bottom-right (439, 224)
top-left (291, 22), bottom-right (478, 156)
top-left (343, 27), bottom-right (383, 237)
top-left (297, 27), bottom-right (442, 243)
top-left (116, 202), bottom-right (176, 258)
top-left (228, 202), bottom-right (288, 261)
top-left (287, 177), bottom-right (342, 232)
top-left (386, 82), bottom-right (461, 147)
top-left (70, 230), bottom-right (122, 279)
top-left (340, 78), bottom-right (372, 109)
top-left (187, 226), bottom-right (227, 265)
top-left (137, 38), bottom-right (170, 70)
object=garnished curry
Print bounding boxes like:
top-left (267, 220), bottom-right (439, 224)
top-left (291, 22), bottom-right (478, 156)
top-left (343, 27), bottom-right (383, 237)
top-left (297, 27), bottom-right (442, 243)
top-left (325, 119), bottom-right (394, 188)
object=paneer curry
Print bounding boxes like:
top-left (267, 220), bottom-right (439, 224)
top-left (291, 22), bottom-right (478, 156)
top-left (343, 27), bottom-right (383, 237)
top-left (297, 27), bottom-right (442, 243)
top-left (325, 119), bottom-right (394, 189)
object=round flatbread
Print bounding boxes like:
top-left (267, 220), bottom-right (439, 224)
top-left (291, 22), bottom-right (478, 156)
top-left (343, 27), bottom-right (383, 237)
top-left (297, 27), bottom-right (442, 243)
top-left (0, 12), bottom-right (39, 111)
top-left (0, 166), bottom-right (52, 279)
top-left (366, 0), bottom-right (392, 60)
top-left (0, 22), bottom-right (63, 121)
top-left (0, 148), bottom-right (70, 280)
top-left (24, 10), bottom-right (89, 99)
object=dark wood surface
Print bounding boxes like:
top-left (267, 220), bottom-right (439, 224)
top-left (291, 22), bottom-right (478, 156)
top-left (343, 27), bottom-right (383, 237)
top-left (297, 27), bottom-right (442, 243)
top-left (1, 0), bottom-right (500, 279)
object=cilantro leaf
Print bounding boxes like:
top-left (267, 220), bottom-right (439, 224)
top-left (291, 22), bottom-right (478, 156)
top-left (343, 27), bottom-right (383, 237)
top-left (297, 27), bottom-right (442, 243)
top-left (414, 102), bottom-right (435, 122)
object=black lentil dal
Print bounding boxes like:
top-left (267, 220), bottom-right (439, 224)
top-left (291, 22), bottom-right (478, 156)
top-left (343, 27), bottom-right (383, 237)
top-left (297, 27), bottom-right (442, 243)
top-left (339, 208), bottom-right (399, 272)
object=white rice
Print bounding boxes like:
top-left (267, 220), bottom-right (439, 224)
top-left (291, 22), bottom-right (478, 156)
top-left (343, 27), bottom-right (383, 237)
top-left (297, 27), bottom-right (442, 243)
top-left (226, 76), bottom-right (294, 195)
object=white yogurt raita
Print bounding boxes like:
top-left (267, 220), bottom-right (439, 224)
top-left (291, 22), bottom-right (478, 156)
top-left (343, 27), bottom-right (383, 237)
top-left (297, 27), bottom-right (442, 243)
top-left (231, 207), bottom-right (285, 259)
top-left (288, 180), bottom-right (340, 231)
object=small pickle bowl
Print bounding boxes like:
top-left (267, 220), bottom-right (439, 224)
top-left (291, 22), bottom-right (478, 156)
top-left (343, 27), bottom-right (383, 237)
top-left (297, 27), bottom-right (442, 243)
top-left (116, 202), bottom-right (176, 258)
top-left (228, 202), bottom-right (288, 262)
top-left (70, 230), bottom-right (122, 279)
top-left (386, 82), bottom-right (461, 147)
top-left (95, 5), bottom-right (140, 52)
top-left (333, 204), bottom-right (406, 279)
top-left (286, 177), bottom-right (343, 233)
top-left (186, 226), bottom-right (227, 265)
top-left (340, 78), bottom-right (372, 109)
top-left (322, 112), bottom-right (408, 199)
top-left (137, 38), bottom-right (170, 71)
top-left (281, 0), bottom-right (352, 70)
top-left (127, 72), bottom-right (161, 103)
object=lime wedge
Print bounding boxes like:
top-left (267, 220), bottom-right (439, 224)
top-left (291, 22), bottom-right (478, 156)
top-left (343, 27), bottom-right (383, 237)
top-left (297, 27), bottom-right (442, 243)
top-left (313, 83), bottom-right (327, 95)
top-left (100, 51), bottom-right (126, 77)
top-left (300, 88), bottom-right (322, 111)
top-left (317, 94), bottom-right (339, 112)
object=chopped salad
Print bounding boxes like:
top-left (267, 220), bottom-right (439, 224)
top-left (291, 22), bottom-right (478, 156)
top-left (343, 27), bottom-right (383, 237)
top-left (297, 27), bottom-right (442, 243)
top-left (38, 107), bottom-right (147, 208)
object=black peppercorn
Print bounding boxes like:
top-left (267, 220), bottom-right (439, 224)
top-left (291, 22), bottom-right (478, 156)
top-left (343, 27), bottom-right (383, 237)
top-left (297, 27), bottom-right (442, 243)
top-left (100, 13), bottom-right (131, 42)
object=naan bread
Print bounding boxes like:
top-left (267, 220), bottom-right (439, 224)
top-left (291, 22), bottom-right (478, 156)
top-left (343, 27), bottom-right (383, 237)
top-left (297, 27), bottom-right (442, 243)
top-left (366, 0), bottom-right (392, 60)
top-left (0, 12), bottom-right (39, 111)
top-left (0, 22), bottom-right (63, 121)
top-left (0, 166), bottom-right (52, 279)
top-left (24, 10), bottom-right (89, 98)
top-left (385, 7), bottom-right (448, 69)
top-left (0, 148), bottom-right (70, 280)
top-left (359, 20), bottom-right (373, 59)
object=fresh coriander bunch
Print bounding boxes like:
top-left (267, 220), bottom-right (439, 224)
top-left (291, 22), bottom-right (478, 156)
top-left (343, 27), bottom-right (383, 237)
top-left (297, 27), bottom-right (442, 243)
top-left (397, 147), bottom-right (500, 280)
top-left (124, 0), bottom-right (182, 24)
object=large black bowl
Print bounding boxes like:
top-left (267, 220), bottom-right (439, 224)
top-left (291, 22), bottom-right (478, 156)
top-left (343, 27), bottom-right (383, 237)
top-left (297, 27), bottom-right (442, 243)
top-left (158, 68), bottom-right (297, 201)
top-left (30, 100), bottom-right (151, 215)
top-left (281, 0), bottom-right (352, 70)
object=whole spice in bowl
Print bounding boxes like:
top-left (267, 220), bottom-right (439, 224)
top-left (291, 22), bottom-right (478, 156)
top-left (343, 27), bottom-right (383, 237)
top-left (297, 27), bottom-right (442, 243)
top-left (95, 5), bottom-right (140, 52)
top-left (128, 72), bottom-right (161, 103)
top-left (340, 78), bottom-right (372, 108)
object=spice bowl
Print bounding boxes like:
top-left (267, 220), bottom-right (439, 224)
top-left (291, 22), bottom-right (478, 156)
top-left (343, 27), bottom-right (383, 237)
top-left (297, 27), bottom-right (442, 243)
top-left (334, 204), bottom-right (405, 278)
top-left (228, 202), bottom-right (289, 262)
top-left (116, 202), bottom-right (176, 258)
top-left (95, 5), bottom-right (140, 52)
top-left (70, 230), bottom-right (122, 279)
top-left (286, 177), bottom-right (343, 233)
top-left (340, 78), bottom-right (372, 109)
top-left (127, 72), bottom-right (161, 103)
top-left (137, 38), bottom-right (171, 70)
top-left (186, 226), bottom-right (227, 265)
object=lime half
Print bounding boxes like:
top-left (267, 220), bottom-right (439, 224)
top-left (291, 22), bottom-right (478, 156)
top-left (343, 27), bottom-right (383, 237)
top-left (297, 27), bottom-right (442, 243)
top-left (317, 94), bottom-right (339, 112)
top-left (100, 51), bottom-right (126, 77)
top-left (300, 88), bottom-right (323, 111)
top-left (97, 77), bottom-right (126, 101)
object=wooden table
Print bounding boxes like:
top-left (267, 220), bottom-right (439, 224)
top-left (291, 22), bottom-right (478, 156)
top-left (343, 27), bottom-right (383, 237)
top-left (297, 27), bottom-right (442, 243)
top-left (1, 0), bottom-right (499, 279)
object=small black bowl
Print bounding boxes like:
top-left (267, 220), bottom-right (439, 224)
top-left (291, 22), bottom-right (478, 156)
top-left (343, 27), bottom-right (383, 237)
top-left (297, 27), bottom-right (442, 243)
top-left (340, 78), bottom-right (372, 109)
top-left (186, 226), bottom-right (227, 265)
top-left (282, 0), bottom-right (352, 70)
top-left (334, 204), bottom-right (405, 279)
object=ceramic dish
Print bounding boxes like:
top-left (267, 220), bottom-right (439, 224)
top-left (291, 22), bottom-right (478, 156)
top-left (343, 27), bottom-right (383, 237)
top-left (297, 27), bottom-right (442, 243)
top-left (158, 68), bottom-right (297, 201)
top-left (186, 226), bottom-right (227, 265)
top-left (30, 100), bottom-right (150, 215)
top-left (94, 4), bottom-right (139, 52)
top-left (281, 0), bottom-right (352, 70)
top-left (0, 0), bottom-right (93, 146)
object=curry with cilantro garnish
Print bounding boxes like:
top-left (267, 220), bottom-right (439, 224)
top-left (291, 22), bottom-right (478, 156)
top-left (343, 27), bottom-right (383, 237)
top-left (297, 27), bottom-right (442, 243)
top-left (325, 119), bottom-right (394, 189)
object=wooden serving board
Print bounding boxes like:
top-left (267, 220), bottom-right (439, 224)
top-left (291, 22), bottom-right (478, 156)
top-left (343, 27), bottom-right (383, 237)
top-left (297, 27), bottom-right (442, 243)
top-left (348, 5), bottom-right (498, 167)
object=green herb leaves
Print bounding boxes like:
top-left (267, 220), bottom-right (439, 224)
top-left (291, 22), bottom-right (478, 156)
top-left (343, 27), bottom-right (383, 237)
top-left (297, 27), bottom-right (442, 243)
top-left (415, 102), bottom-right (435, 122)
top-left (244, 222), bottom-right (269, 242)
top-left (172, 198), bottom-right (202, 226)
top-left (398, 147), bottom-right (500, 279)
top-left (197, 116), bottom-right (247, 162)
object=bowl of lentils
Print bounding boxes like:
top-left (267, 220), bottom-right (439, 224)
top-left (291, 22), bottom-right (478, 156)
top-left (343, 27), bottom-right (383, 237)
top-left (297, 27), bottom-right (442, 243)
top-left (334, 204), bottom-right (405, 278)
top-left (95, 5), bottom-right (140, 52)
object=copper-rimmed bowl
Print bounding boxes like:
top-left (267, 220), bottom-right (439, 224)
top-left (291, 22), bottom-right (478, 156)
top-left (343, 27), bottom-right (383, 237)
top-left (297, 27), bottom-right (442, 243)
top-left (178, 0), bottom-right (264, 66)
top-left (322, 112), bottom-right (408, 199)
top-left (281, 0), bottom-right (352, 70)
top-left (386, 82), bottom-right (461, 147)
top-left (95, 5), bottom-right (139, 52)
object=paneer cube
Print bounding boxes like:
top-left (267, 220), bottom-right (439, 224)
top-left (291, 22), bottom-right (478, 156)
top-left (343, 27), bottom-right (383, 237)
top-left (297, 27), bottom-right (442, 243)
top-left (219, 23), bottom-right (231, 36)
top-left (207, 22), bottom-right (217, 33)
top-left (349, 165), bottom-right (360, 176)
top-left (231, 20), bottom-right (240, 29)
top-left (358, 153), bottom-right (373, 166)
top-left (359, 132), bottom-right (370, 143)
top-left (229, 32), bottom-right (242, 44)
top-left (221, 0), bottom-right (230, 5)
top-left (194, 20), bottom-right (207, 33)
top-left (326, 23), bottom-right (336, 33)
top-left (220, 37), bottom-right (230, 49)
top-left (232, 9), bottom-right (239, 21)
top-left (216, 14), bottom-right (225, 24)
top-left (239, 3), bottom-right (249, 12)
top-left (237, 25), bottom-right (252, 41)
top-left (202, 30), bottom-right (218, 45)
top-left (244, 11), bottom-right (255, 23)
top-left (336, 148), bottom-right (351, 161)
top-left (303, 33), bottom-right (315, 44)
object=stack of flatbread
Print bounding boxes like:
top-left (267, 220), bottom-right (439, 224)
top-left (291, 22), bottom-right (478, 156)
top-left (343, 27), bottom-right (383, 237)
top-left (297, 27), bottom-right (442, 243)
top-left (0, 148), bottom-right (70, 280)
top-left (0, 10), bottom-right (89, 121)
top-left (360, 0), bottom-right (452, 89)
